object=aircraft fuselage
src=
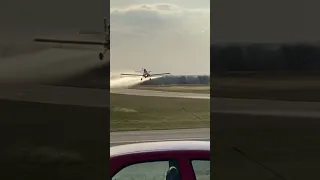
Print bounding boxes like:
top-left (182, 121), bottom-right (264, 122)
top-left (143, 73), bottom-right (151, 78)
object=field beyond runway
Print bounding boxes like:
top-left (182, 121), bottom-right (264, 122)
top-left (110, 92), bottom-right (210, 132)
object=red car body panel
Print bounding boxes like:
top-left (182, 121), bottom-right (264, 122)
top-left (110, 141), bottom-right (210, 180)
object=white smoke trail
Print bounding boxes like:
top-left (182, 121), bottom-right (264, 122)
top-left (110, 70), bottom-right (160, 89)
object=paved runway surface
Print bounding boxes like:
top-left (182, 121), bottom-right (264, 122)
top-left (0, 48), bottom-right (105, 83)
top-left (0, 84), bottom-right (109, 107)
top-left (2, 83), bottom-right (320, 119)
top-left (111, 88), bottom-right (210, 99)
top-left (111, 128), bottom-right (210, 146)
top-left (0, 84), bottom-right (209, 108)
top-left (212, 97), bottom-right (320, 118)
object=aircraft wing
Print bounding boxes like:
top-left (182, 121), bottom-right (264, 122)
top-left (34, 38), bottom-right (108, 46)
top-left (120, 73), bottom-right (142, 76)
top-left (150, 73), bottom-right (171, 76)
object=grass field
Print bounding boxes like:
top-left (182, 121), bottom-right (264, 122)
top-left (132, 85), bottom-right (210, 94)
top-left (110, 93), bottom-right (210, 132)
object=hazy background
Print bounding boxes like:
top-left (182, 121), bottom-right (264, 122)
top-left (211, 0), bottom-right (320, 73)
top-left (0, 0), bottom-right (107, 41)
top-left (110, 0), bottom-right (210, 75)
top-left (211, 0), bottom-right (320, 43)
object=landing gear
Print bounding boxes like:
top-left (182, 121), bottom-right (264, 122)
top-left (98, 48), bottom-right (108, 60)
top-left (99, 53), bottom-right (104, 60)
top-left (149, 78), bottom-right (152, 80)
top-left (141, 78), bottom-right (143, 81)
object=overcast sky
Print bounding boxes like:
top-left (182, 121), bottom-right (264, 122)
top-left (211, 0), bottom-right (320, 43)
top-left (0, 0), bottom-right (107, 42)
top-left (110, 0), bottom-right (210, 75)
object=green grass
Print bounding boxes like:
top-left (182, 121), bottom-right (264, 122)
top-left (132, 85), bottom-right (210, 94)
top-left (110, 93), bottom-right (210, 132)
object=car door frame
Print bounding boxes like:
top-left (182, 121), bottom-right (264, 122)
top-left (177, 150), bottom-right (211, 179)
top-left (110, 150), bottom-right (210, 180)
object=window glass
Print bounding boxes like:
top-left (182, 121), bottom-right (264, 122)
top-left (112, 160), bottom-right (180, 180)
top-left (191, 160), bottom-right (210, 180)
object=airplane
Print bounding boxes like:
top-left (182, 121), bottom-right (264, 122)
top-left (33, 17), bottom-right (110, 60)
top-left (121, 68), bottom-right (171, 81)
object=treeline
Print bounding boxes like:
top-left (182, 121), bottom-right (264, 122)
top-left (212, 43), bottom-right (320, 73)
top-left (140, 75), bottom-right (210, 85)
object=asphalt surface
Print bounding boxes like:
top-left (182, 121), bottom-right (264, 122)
top-left (0, 48), bottom-right (106, 83)
top-left (111, 88), bottom-right (210, 99)
top-left (110, 128), bottom-right (210, 146)
top-left (0, 84), bottom-right (209, 108)
top-left (212, 97), bottom-right (320, 118)
top-left (0, 84), bottom-right (109, 107)
top-left (4, 83), bottom-right (319, 120)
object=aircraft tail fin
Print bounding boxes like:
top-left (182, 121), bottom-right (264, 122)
top-left (76, 17), bottom-right (109, 48)
top-left (103, 17), bottom-right (109, 42)
top-left (77, 17), bottom-right (109, 36)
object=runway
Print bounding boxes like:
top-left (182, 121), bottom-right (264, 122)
top-left (212, 97), bottom-right (320, 118)
top-left (0, 84), bottom-right (209, 108)
top-left (0, 84), bottom-right (109, 108)
top-left (0, 48), bottom-right (105, 83)
top-left (1, 83), bottom-right (320, 119)
top-left (111, 88), bottom-right (210, 99)
top-left (110, 128), bottom-right (210, 146)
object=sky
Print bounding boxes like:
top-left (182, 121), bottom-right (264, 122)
top-left (211, 0), bottom-right (320, 43)
top-left (0, 0), bottom-right (106, 42)
top-left (110, 0), bottom-right (210, 75)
